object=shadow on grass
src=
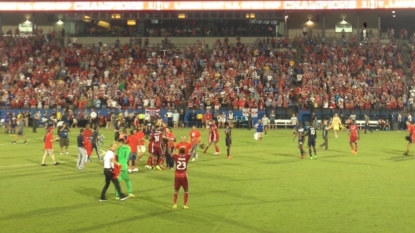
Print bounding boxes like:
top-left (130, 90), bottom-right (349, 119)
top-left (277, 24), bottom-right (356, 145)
top-left (385, 156), bottom-right (414, 162)
top-left (0, 202), bottom-right (100, 221)
top-left (74, 187), bottom-right (101, 197)
top-left (319, 159), bottom-right (380, 166)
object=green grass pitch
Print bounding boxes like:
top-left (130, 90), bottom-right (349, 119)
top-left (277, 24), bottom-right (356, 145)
top-left (1, 127), bottom-right (415, 233)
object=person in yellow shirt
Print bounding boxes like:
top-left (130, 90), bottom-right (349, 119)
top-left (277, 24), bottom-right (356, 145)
top-left (56, 111), bottom-right (62, 121)
top-left (197, 113), bottom-right (203, 128)
top-left (327, 113), bottom-right (341, 138)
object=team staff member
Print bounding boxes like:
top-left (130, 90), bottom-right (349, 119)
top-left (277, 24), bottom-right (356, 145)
top-left (114, 120), bottom-right (121, 141)
top-left (91, 126), bottom-right (102, 160)
top-left (12, 118), bottom-right (28, 144)
top-left (224, 122), bottom-right (232, 159)
top-left (41, 127), bottom-right (60, 166)
top-left (319, 120), bottom-right (329, 151)
top-left (364, 114), bottom-right (373, 134)
top-left (77, 129), bottom-right (87, 170)
top-left (59, 123), bottom-right (70, 155)
top-left (33, 111), bottom-right (40, 133)
top-left (99, 143), bottom-right (129, 202)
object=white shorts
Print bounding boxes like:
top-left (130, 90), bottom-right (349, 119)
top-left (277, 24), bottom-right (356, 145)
top-left (137, 146), bottom-right (146, 153)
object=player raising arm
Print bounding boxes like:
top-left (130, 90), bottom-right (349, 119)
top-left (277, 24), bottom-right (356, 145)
top-left (348, 120), bottom-right (360, 154)
top-left (172, 147), bottom-right (191, 210)
top-left (306, 123), bottom-right (317, 159)
top-left (298, 124), bottom-right (306, 159)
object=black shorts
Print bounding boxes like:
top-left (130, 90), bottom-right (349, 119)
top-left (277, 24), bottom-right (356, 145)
top-left (225, 138), bottom-right (232, 146)
top-left (60, 138), bottom-right (69, 147)
top-left (308, 140), bottom-right (316, 147)
top-left (11, 124), bottom-right (16, 129)
top-left (17, 131), bottom-right (24, 136)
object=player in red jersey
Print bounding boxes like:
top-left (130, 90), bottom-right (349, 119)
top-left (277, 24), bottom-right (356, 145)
top-left (203, 120), bottom-right (220, 154)
top-left (145, 133), bottom-right (154, 169)
top-left (151, 129), bottom-right (165, 170)
top-left (172, 147), bottom-right (191, 210)
top-left (175, 136), bottom-right (192, 155)
top-left (348, 120), bottom-right (360, 154)
top-left (404, 120), bottom-right (415, 156)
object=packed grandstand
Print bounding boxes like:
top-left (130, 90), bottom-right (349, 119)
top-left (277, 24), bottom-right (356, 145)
top-left (0, 30), bottom-right (412, 121)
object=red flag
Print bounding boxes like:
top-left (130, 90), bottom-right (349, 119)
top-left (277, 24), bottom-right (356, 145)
top-left (112, 155), bottom-right (121, 179)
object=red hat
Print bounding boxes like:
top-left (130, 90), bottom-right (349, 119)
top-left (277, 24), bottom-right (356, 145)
top-left (48, 127), bottom-right (54, 132)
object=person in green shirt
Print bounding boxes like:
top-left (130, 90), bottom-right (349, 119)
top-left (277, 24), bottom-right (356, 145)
top-left (115, 139), bottom-right (134, 199)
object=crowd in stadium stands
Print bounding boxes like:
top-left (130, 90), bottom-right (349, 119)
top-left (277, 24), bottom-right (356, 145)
top-left (76, 21), bottom-right (277, 38)
top-left (0, 30), bottom-right (411, 117)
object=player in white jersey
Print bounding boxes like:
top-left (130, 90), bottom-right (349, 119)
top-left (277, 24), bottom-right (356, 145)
top-left (291, 114), bottom-right (299, 141)
top-left (262, 115), bottom-right (270, 136)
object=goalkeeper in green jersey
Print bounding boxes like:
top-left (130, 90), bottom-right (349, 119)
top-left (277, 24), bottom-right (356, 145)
top-left (115, 139), bottom-right (135, 199)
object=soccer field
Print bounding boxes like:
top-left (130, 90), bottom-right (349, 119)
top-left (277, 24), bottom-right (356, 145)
top-left (1, 127), bottom-right (415, 233)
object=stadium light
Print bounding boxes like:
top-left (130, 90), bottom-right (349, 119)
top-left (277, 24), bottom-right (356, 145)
top-left (57, 20), bottom-right (64, 25)
top-left (306, 19), bottom-right (313, 25)
top-left (127, 20), bottom-right (136, 26)
top-left (24, 20), bottom-right (31, 24)
top-left (341, 19), bottom-right (347, 24)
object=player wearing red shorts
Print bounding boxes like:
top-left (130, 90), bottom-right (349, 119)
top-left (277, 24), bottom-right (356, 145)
top-left (145, 135), bottom-right (154, 169)
top-left (404, 120), bottom-right (415, 156)
top-left (151, 129), bottom-right (165, 170)
top-left (84, 135), bottom-right (93, 162)
top-left (348, 120), bottom-right (360, 154)
top-left (172, 147), bottom-right (191, 210)
top-left (203, 120), bottom-right (220, 154)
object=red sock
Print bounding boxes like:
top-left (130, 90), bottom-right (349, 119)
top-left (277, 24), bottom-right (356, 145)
top-left (184, 192), bottom-right (189, 206)
top-left (173, 193), bottom-right (178, 204)
top-left (146, 156), bottom-right (152, 166)
top-left (158, 158), bottom-right (165, 166)
top-left (215, 145), bottom-right (219, 152)
top-left (152, 157), bottom-right (157, 166)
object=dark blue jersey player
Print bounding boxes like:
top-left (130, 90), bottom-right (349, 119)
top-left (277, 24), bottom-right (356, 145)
top-left (306, 124), bottom-right (317, 159)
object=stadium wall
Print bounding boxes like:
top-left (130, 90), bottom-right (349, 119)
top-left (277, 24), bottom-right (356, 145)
top-left (1, 108), bottom-right (400, 129)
